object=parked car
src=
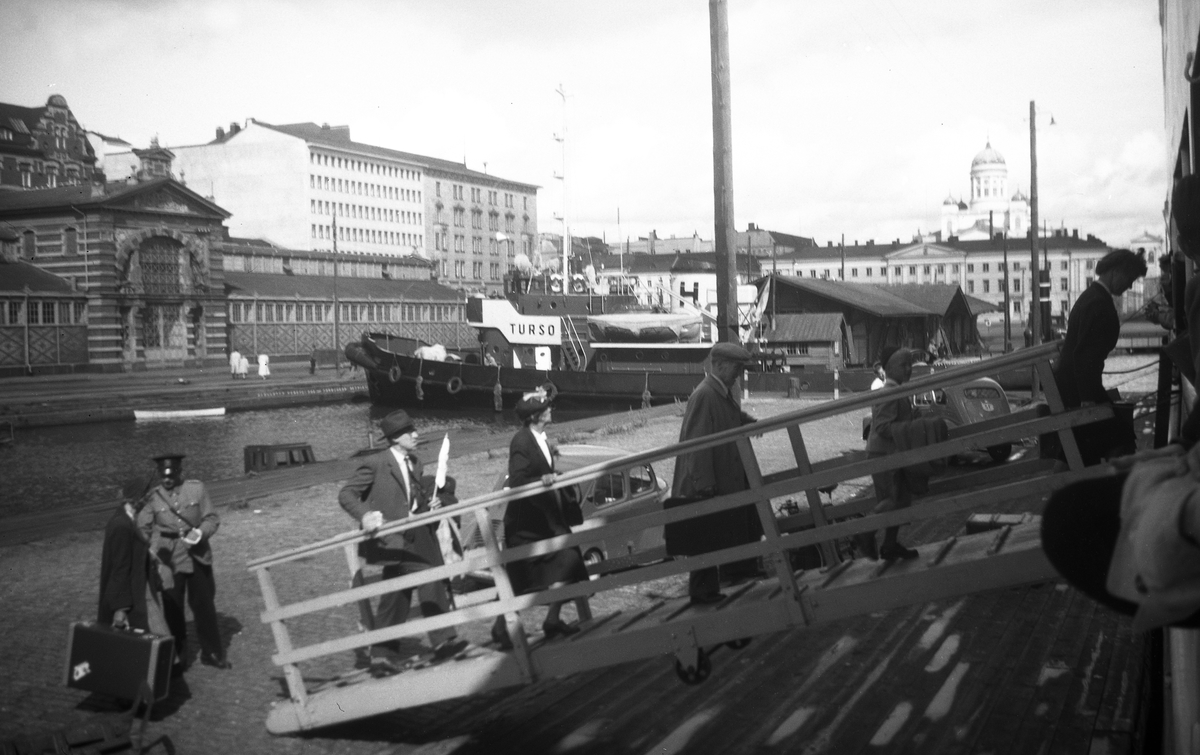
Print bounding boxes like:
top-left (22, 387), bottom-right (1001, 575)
top-left (912, 376), bottom-right (1014, 462)
top-left (477, 444), bottom-right (670, 575)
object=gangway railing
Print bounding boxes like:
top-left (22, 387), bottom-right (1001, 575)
top-left (249, 341), bottom-right (1115, 733)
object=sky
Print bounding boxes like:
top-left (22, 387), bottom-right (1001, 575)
top-left (0, 0), bottom-right (1168, 249)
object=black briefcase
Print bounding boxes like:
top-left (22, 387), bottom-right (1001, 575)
top-left (64, 622), bottom-right (173, 702)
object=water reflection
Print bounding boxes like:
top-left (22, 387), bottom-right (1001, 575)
top-left (1, 403), bottom-right (544, 516)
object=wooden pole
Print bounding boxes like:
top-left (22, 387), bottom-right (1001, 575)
top-left (710, 0), bottom-right (737, 343)
top-left (1029, 101), bottom-right (1041, 348)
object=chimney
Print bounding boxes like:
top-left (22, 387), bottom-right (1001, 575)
top-left (229, 122), bottom-right (240, 135)
top-left (1072, 229), bottom-right (1079, 239)
top-left (866, 239), bottom-right (873, 247)
top-left (827, 240), bottom-right (833, 247)
top-left (215, 126), bottom-right (225, 140)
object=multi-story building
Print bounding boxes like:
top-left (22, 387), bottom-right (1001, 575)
top-left (775, 232), bottom-right (1115, 322)
top-left (105, 119), bottom-right (538, 296)
top-left (0, 95), bottom-right (98, 191)
top-left (611, 224), bottom-right (814, 259)
top-left (425, 163), bottom-right (538, 295)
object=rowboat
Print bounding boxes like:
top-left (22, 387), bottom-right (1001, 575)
top-left (133, 407), bottom-right (226, 421)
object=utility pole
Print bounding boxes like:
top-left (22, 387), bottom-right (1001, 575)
top-left (710, 0), bottom-right (738, 343)
top-left (1029, 100), bottom-right (1041, 349)
top-left (332, 214), bottom-right (341, 377)
top-left (555, 85), bottom-right (570, 283)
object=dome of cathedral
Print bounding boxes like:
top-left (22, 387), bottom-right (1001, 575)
top-left (971, 141), bottom-right (1005, 168)
top-left (1011, 188), bottom-right (1028, 202)
top-left (943, 194), bottom-right (957, 206)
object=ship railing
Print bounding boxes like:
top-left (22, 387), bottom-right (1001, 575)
top-left (561, 314), bottom-right (587, 370)
top-left (248, 340), bottom-right (1112, 732)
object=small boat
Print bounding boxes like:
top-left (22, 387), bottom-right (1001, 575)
top-left (587, 311), bottom-right (703, 343)
top-left (133, 407), bottom-right (226, 421)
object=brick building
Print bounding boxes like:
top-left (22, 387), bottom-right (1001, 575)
top-left (0, 95), bottom-right (98, 192)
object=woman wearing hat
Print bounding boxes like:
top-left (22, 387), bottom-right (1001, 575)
top-left (98, 477), bottom-right (170, 638)
top-left (493, 388), bottom-right (589, 648)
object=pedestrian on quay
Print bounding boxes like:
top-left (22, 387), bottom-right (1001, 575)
top-left (98, 477), bottom-right (171, 639)
top-left (338, 410), bottom-right (468, 668)
top-left (1041, 175), bottom-right (1200, 631)
top-left (1051, 248), bottom-right (1148, 465)
top-left (138, 454), bottom-right (231, 671)
top-left (257, 353), bottom-right (270, 380)
top-left (228, 348), bottom-right (241, 380)
top-left (236, 353), bottom-right (249, 379)
top-left (491, 387), bottom-right (591, 649)
top-left (664, 342), bottom-right (762, 605)
top-left (857, 346), bottom-right (947, 562)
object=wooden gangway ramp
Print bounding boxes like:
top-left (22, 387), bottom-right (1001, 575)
top-left (248, 342), bottom-right (1116, 734)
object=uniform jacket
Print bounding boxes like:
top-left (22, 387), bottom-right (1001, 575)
top-left (138, 480), bottom-right (219, 574)
top-left (666, 374), bottom-right (762, 557)
top-left (503, 426), bottom-right (570, 544)
top-left (338, 447), bottom-right (442, 566)
top-left (98, 506), bottom-right (156, 630)
top-left (865, 378), bottom-right (915, 455)
top-left (1053, 282), bottom-right (1120, 408)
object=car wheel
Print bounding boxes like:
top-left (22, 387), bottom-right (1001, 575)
top-left (583, 548), bottom-right (605, 567)
top-left (987, 443), bottom-right (1012, 463)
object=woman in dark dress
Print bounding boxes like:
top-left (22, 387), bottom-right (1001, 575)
top-left (492, 389), bottom-right (590, 647)
top-left (1051, 248), bottom-right (1147, 465)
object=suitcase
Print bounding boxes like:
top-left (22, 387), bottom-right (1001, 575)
top-left (64, 622), bottom-right (173, 702)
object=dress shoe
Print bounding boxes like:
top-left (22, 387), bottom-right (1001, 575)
top-left (688, 592), bottom-right (726, 606)
top-left (491, 617), bottom-right (514, 650)
top-left (879, 542), bottom-right (919, 561)
top-left (200, 653), bottom-right (232, 670)
top-left (856, 532), bottom-right (879, 561)
top-left (542, 619), bottom-right (580, 639)
top-left (431, 638), bottom-right (470, 661)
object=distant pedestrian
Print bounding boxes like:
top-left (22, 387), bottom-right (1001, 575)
top-left (237, 354), bottom-right (249, 379)
top-left (98, 477), bottom-right (170, 639)
top-left (228, 349), bottom-right (241, 380)
top-left (139, 454), bottom-right (230, 671)
top-left (257, 353), bottom-right (270, 380)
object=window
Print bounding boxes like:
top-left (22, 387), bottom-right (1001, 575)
top-left (908, 266), bottom-right (916, 275)
top-left (42, 302), bottom-right (56, 324)
top-left (936, 264), bottom-right (944, 274)
top-left (865, 268), bottom-right (872, 277)
top-left (1012, 261), bottom-right (1021, 270)
top-left (1060, 261), bottom-right (1068, 271)
top-left (22, 231), bottom-right (35, 260)
top-left (1060, 278), bottom-right (1068, 291)
top-left (923, 265), bottom-right (931, 274)
top-left (1014, 301), bottom-right (1023, 314)
top-left (1085, 260), bottom-right (1094, 270)
top-left (473, 261), bottom-right (483, 278)
top-left (63, 227), bottom-right (77, 256)
top-left (435, 181), bottom-right (441, 197)
top-left (453, 207), bottom-right (464, 227)
top-left (850, 267), bottom-right (858, 277)
top-left (967, 280), bottom-right (975, 293)
top-left (1012, 279), bottom-right (1021, 293)
top-left (454, 234), bottom-right (465, 253)
top-left (967, 264), bottom-right (974, 273)
top-left (952, 264), bottom-right (960, 273)
top-left (982, 280), bottom-right (990, 293)
top-left (593, 473), bottom-right (626, 505)
top-left (982, 263), bottom-right (990, 272)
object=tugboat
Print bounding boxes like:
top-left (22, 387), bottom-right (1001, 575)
top-left (345, 272), bottom-right (721, 410)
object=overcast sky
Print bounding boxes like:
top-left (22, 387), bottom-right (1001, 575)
top-left (0, 0), bottom-right (1167, 249)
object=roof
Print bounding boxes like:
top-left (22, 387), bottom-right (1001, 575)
top-left (595, 251), bottom-right (761, 276)
top-left (223, 271), bottom-right (461, 302)
top-left (0, 96), bottom-right (97, 164)
top-left (883, 284), bottom-right (961, 314)
top-left (780, 234), bottom-right (1110, 263)
top-left (0, 176), bottom-right (229, 218)
top-left (0, 258), bottom-right (82, 295)
top-left (250, 121), bottom-right (540, 190)
top-left (963, 293), bottom-right (1000, 314)
top-left (972, 141), bottom-right (1005, 168)
top-left (770, 276), bottom-right (930, 317)
top-left (759, 312), bottom-right (845, 343)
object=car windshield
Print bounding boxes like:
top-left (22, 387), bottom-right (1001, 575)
top-left (593, 473), bottom-right (626, 505)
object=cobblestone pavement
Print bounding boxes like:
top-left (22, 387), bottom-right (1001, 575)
top-left (0, 403), bottom-right (1149, 754)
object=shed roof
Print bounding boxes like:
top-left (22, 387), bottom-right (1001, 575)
top-left (771, 276), bottom-right (930, 317)
top-left (223, 271), bottom-right (460, 302)
top-left (0, 258), bottom-right (81, 295)
top-left (759, 312), bottom-right (845, 343)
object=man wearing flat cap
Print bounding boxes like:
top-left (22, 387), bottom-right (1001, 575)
top-left (138, 454), bottom-right (228, 671)
top-left (665, 342), bottom-right (763, 604)
top-left (339, 410), bottom-right (465, 663)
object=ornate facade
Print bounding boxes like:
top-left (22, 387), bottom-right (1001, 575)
top-left (0, 95), bottom-right (98, 191)
top-left (0, 156), bottom-right (230, 372)
top-left (940, 142), bottom-right (1031, 241)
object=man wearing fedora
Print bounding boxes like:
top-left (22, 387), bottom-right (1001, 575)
top-left (139, 453), bottom-right (229, 671)
top-left (665, 342), bottom-right (763, 605)
top-left (339, 410), bottom-right (466, 664)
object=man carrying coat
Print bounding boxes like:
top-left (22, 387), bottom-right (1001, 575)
top-left (666, 342), bottom-right (762, 604)
top-left (339, 410), bottom-right (467, 665)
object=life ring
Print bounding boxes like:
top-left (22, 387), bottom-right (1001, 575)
top-left (446, 376), bottom-right (464, 395)
top-left (388, 364), bottom-right (402, 383)
top-left (549, 280), bottom-right (564, 294)
top-left (570, 279), bottom-right (587, 293)
top-left (542, 381), bottom-right (559, 402)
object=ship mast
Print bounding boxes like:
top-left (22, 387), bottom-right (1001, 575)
top-left (709, 0), bottom-right (738, 343)
top-left (555, 85), bottom-right (571, 286)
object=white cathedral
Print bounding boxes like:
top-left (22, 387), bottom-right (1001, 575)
top-left (940, 142), bottom-right (1031, 241)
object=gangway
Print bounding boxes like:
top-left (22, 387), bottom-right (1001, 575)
top-left (248, 341), bottom-right (1117, 734)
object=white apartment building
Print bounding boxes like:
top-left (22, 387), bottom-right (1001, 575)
top-left (106, 120), bottom-right (538, 294)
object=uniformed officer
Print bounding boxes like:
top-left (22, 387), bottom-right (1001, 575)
top-left (139, 453), bottom-right (230, 671)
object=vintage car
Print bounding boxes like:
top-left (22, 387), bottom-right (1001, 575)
top-left (911, 376), bottom-right (1014, 462)
top-left (482, 444), bottom-right (670, 575)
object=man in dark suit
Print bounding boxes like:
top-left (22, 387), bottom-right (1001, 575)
top-left (1052, 248), bottom-right (1147, 464)
top-left (339, 410), bottom-right (466, 663)
top-left (666, 342), bottom-right (762, 604)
